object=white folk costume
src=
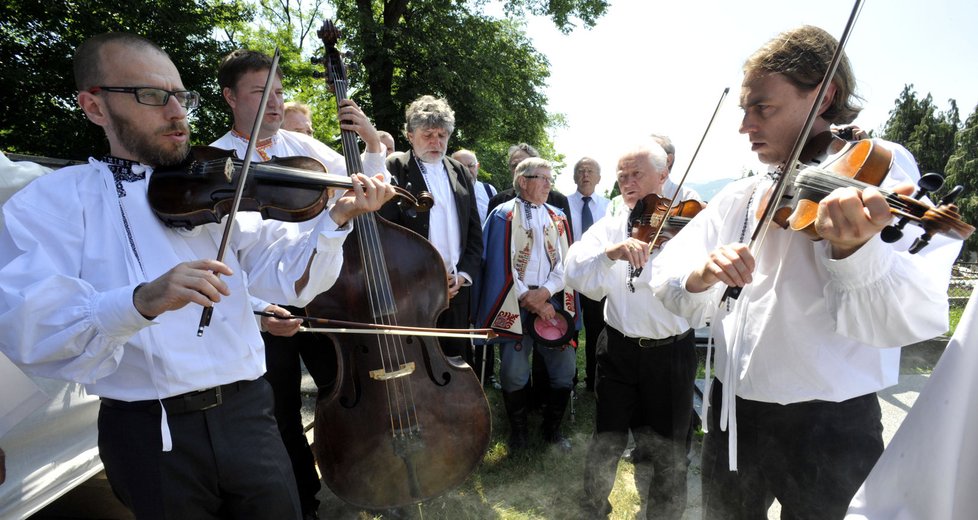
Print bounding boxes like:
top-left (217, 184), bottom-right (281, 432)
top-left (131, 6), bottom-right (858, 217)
top-left (650, 139), bottom-right (960, 517)
top-left (847, 289), bottom-right (978, 520)
top-left (211, 127), bottom-right (387, 517)
top-left (0, 157), bottom-right (351, 440)
top-left (565, 193), bottom-right (698, 518)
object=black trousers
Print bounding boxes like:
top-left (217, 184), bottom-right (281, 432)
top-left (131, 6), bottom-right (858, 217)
top-left (437, 285), bottom-right (472, 361)
top-left (583, 326), bottom-right (696, 519)
top-left (701, 379), bottom-right (884, 520)
top-left (579, 294), bottom-right (606, 390)
top-left (262, 305), bottom-right (338, 516)
top-left (98, 378), bottom-right (301, 520)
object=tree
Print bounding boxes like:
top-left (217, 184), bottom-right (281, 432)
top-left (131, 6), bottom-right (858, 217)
top-left (322, 0), bottom-right (607, 190)
top-left (881, 84), bottom-right (960, 175)
top-left (0, 0), bottom-right (246, 160)
top-left (944, 104), bottom-right (978, 257)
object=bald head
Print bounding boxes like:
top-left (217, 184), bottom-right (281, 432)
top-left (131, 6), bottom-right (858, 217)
top-left (452, 149), bottom-right (479, 182)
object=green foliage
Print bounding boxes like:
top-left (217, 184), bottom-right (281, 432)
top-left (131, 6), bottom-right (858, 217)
top-left (881, 84), bottom-right (961, 175)
top-left (944, 105), bottom-right (978, 256)
top-left (0, 0), bottom-right (245, 159)
top-left (323, 0), bottom-right (605, 191)
top-left (220, 2), bottom-right (345, 147)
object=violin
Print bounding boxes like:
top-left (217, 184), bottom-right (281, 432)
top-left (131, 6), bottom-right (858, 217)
top-left (629, 192), bottom-right (706, 250)
top-left (757, 135), bottom-right (974, 253)
top-left (148, 145), bottom-right (431, 229)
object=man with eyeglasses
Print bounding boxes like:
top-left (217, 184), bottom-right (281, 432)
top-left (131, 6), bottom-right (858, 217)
top-left (486, 143), bottom-right (573, 228)
top-left (210, 48), bottom-right (389, 520)
top-left (0, 33), bottom-right (394, 520)
top-left (474, 157), bottom-right (579, 453)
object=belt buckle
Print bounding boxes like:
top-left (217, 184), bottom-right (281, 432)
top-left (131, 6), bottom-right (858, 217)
top-left (637, 338), bottom-right (653, 348)
top-left (199, 386), bottom-right (222, 411)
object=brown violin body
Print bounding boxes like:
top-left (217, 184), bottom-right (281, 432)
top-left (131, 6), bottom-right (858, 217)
top-left (629, 193), bottom-right (706, 249)
top-left (306, 20), bottom-right (490, 510)
top-left (758, 136), bottom-right (974, 244)
top-left (148, 145), bottom-right (427, 229)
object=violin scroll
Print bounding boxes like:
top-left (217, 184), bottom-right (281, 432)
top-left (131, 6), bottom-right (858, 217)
top-left (881, 172), bottom-right (944, 244)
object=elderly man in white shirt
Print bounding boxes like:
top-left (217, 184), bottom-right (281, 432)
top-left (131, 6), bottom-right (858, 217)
top-left (566, 143), bottom-right (696, 519)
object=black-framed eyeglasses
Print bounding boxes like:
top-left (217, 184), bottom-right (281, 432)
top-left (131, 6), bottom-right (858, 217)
top-left (88, 86), bottom-right (201, 111)
top-left (523, 175), bottom-right (554, 185)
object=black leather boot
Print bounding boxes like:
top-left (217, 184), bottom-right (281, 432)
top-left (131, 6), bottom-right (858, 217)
top-left (502, 389), bottom-right (529, 451)
top-left (542, 387), bottom-right (572, 452)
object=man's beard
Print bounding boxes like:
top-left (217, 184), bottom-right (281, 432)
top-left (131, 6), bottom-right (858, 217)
top-left (108, 109), bottom-right (191, 167)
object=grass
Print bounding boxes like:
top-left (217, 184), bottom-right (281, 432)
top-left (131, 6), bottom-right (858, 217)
top-left (318, 307), bottom-right (957, 519)
top-left (318, 343), bottom-right (649, 519)
top-left (949, 305), bottom-right (965, 336)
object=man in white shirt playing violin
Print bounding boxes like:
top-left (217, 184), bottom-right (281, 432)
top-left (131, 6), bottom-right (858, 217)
top-left (565, 141), bottom-right (697, 519)
top-left (650, 25), bottom-right (962, 519)
top-left (0, 33), bottom-right (393, 520)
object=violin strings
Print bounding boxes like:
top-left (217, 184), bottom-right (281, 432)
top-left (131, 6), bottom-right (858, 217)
top-left (794, 168), bottom-right (918, 214)
top-left (334, 71), bottom-right (421, 438)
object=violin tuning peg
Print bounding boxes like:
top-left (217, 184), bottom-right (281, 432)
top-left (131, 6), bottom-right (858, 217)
top-left (909, 233), bottom-right (932, 254)
top-left (310, 55), bottom-right (324, 65)
top-left (311, 70), bottom-right (325, 80)
top-left (880, 225), bottom-right (904, 244)
top-left (916, 173), bottom-right (944, 198)
top-left (939, 185), bottom-right (965, 206)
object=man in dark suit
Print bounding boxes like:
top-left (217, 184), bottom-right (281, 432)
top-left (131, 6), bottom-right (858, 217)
top-left (380, 95), bottom-right (483, 360)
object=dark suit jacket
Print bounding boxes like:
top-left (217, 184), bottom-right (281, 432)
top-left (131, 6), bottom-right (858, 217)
top-left (487, 187), bottom-right (574, 232)
top-left (380, 150), bottom-right (483, 280)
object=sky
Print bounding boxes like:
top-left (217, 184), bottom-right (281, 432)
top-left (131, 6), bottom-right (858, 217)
top-left (514, 0), bottom-right (978, 197)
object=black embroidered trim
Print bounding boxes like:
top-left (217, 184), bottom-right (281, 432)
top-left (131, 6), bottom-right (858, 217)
top-left (102, 155), bottom-right (144, 197)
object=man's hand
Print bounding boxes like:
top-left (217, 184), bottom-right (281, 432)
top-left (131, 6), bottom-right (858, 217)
top-left (519, 287), bottom-right (553, 317)
top-left (606, 237), bottom-right (651, 269)
top-left (338, 99), bottom-right (382, 153)
top-left (685, 243), bottom-right (755, 293)
top-left (133, 260), bottom-right (232, 319)
top-left (447, 273), bottom-right (462, 299)
top-left (815, 183), bottom-right (913, 259)
top-left (261, 304), bottom-right (301, 337)
top-left (329, 173), bottom-right (396, 227)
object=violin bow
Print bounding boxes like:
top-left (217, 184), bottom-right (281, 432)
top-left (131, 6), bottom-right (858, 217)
top-left (722, 0), bottom-right (865, 302)
top-left (638, 86), bottom-right (729, 273)
top-left (254, 311), bottom-right (497, 340)
top-left (198, 48), bottom-right (282, 336)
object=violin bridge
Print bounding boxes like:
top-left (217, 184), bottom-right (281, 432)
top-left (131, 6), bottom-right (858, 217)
top-left (369, 362), bottom-right (416, 381)
top-left (223, 158), bottom-right (233, 183)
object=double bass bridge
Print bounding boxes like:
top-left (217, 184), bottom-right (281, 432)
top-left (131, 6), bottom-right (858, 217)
top-left (369, 361), bottom-right (416, 381)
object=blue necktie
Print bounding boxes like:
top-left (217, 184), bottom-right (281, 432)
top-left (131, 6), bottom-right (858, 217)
top-left (581, 196), bottom-right (594, 233)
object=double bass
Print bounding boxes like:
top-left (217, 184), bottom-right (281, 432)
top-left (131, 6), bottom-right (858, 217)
top-left (305, 21), bottom-right (491, 510)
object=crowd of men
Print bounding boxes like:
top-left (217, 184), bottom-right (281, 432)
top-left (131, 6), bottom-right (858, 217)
top-left (0, 21), bottom-right (970, 520)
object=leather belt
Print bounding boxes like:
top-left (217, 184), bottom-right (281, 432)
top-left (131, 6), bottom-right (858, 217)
top-left (616, 327), bottom-right (692, 348)
top-left (100, 379), bottom-right (253, 415)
